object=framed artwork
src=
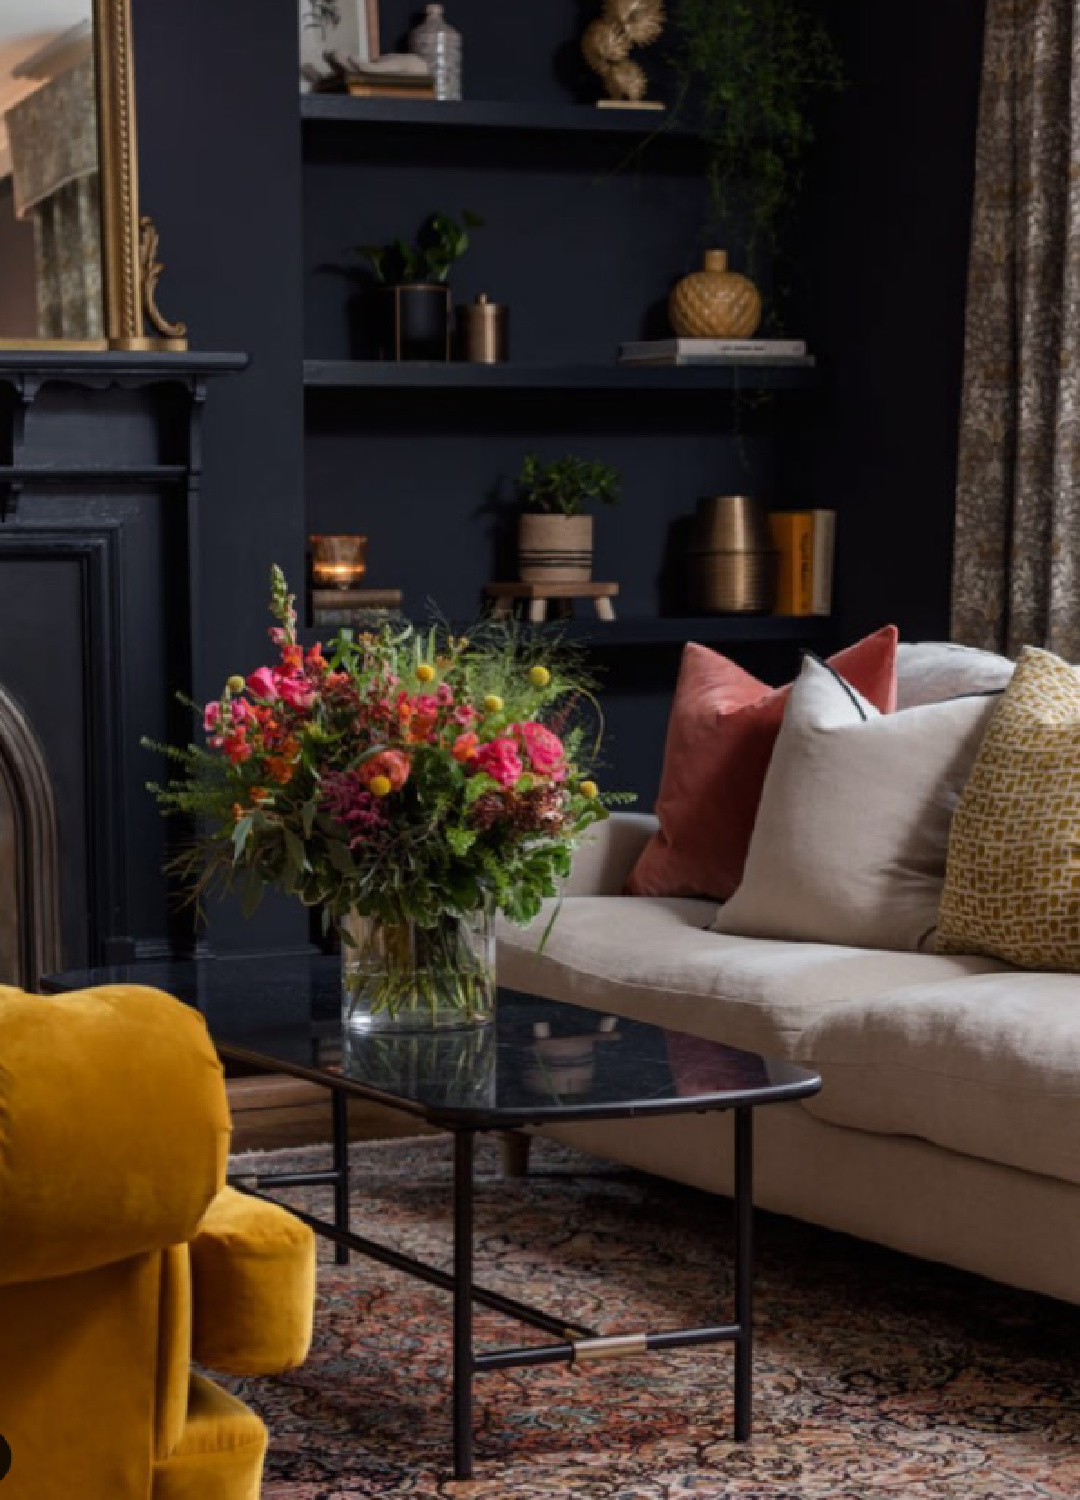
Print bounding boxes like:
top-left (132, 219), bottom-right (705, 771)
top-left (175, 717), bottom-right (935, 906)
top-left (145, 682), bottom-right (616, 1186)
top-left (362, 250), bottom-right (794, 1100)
top-left (299, 0), bottom-right (381, 89)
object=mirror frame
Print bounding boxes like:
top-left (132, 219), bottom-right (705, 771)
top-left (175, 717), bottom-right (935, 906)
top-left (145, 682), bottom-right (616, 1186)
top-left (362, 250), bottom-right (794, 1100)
top-left (0, 0), bottom-right (187, 352)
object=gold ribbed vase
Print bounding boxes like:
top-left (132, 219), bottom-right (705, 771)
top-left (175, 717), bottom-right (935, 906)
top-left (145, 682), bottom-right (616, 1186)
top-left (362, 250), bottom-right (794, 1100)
top-left (669, 250), bottom-right (762, 340)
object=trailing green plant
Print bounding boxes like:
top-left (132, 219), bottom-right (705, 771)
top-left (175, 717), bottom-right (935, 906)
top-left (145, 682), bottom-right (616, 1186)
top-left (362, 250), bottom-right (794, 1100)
top-left (672, 0), bottom-right (844, 257)
top-left (354, 210), bottom-right (484, 285)
top-left (517, 454), bottom-right (621, 518)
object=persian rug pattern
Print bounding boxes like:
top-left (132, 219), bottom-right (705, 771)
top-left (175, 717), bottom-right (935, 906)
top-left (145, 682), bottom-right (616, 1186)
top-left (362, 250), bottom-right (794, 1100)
top-left (232, 1136), bottom-right (1080, 1498)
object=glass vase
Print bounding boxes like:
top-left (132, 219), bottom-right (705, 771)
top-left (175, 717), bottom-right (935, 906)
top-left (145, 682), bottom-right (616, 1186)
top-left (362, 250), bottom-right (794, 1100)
top-left (341, 906), bottom-right (495, 1032)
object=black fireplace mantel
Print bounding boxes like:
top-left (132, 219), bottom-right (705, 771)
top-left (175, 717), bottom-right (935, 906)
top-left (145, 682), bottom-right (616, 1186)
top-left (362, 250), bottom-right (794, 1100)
top-left (0, 350), bottom-right (248, 972)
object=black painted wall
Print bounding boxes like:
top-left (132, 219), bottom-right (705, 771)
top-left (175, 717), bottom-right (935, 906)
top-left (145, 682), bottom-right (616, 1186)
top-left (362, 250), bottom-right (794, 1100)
top-left (781, 0), bottom-right (988, 646)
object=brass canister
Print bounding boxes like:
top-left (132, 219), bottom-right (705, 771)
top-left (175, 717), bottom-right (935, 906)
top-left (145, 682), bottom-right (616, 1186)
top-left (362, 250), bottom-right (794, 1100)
top-left (460, 294), bottom-right (509, 363)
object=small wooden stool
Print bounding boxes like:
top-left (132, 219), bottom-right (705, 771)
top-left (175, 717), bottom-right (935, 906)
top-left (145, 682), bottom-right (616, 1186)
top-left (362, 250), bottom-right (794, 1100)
top-left (485, 582), bottom-right (619, 623)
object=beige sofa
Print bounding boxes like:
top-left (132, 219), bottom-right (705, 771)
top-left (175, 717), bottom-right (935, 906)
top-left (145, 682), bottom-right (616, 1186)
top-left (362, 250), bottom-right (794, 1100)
top-left (497, 644), bottom-right (1080, 1306)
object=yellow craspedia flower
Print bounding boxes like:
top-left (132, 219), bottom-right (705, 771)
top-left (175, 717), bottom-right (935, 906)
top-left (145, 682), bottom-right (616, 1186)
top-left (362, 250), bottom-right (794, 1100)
top-left (369, 775), bottom-right (393, 797)
top-left (415, 663), bottom-right (435, 683)
top-left (484, 694), bottom-right (504, 713)
top-left (226, 675), bottom-right (245, 694)
top-left (580, 780), bottom-right (599, 799)
top-left (529, 665), bottom-right (551, 689)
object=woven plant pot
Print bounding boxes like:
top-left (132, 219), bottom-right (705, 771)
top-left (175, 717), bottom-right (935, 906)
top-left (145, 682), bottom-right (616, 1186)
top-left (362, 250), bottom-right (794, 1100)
top-left (518, 514), bottom-right (594, 584)
top-left (670, 250), bottom-right (762, 340)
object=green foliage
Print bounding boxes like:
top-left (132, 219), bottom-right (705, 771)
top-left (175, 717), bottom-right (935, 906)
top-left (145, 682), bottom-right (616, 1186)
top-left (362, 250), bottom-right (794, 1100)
top-left (672, 0), bottom-right (844, 257)
top-left (517, 453), bottom-right (622, 518)
top-left (354, 210), bottom-right (484, 285)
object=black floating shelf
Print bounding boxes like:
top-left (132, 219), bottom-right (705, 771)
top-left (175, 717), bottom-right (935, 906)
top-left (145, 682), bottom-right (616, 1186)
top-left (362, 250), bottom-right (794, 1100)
top-left (300, 95), bottom-right (697, 141)
top-left (303, 360), bottom-right (817, 393)
top-left (523, 616), bottom-right (831, 647)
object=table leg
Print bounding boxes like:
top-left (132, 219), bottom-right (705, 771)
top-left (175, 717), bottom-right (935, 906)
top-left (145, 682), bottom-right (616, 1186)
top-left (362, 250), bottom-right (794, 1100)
top-left (733, 1106), bottom-right (754, 1440)
top-left (453, 1129), bottom-right (475, 1479)
top-left (332, 1090), bottom-right (350, 1266)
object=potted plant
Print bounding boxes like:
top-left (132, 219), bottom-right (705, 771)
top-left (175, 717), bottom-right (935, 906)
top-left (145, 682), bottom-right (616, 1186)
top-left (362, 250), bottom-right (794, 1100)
top-left (516, 453), bottom-right (621, 584)
top-left (354, 209), bottom-right (483, 361)
top-left (146, 568), bottom-right (621, 1032)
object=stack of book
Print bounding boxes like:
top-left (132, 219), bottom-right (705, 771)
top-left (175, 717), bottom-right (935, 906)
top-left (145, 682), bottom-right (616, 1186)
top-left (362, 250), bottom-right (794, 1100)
top-left (308, 54), bottom-right (436, 100)
top-left (767, 510), bottom-right (836, 617)
top-left (312, 587), bottom-right (405, 629)
top-left (618, 338), bottom-right (813, 366)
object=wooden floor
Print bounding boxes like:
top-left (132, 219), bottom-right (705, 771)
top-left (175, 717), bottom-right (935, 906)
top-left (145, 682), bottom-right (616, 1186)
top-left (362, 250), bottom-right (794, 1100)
top-left (228, 1073), bottom-right (436, 1153)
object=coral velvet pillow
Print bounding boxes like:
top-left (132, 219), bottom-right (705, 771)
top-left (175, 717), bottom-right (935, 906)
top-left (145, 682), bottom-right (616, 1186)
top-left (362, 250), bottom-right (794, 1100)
top-left (626, 625), bottom-right (899, 901)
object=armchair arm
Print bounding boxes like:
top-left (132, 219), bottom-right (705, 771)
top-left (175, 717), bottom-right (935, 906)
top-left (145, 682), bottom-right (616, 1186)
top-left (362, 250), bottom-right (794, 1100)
top-left (188, 1186), bottom-right (315, 1377)
top-left (563, 812), bottom-right (659, 896)
top-left (0, 984), bottom-right (229, 1286)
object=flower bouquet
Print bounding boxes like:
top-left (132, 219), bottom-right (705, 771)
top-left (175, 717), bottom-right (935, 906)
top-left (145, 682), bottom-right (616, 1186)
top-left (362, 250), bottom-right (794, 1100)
top-left (149, 569), bottom-right (619, 1031)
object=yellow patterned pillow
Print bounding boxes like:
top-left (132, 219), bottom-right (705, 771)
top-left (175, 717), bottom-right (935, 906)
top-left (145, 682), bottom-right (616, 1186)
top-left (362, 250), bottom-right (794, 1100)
top-left (936, 647), bottom-right (1080, 969)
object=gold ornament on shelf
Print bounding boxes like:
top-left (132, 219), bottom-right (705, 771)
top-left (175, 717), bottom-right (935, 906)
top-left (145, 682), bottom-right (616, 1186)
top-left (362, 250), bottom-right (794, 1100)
top-left (669, 250), bottom-right (763, 340)
top-left (582, 0), bottom-right (666, 109)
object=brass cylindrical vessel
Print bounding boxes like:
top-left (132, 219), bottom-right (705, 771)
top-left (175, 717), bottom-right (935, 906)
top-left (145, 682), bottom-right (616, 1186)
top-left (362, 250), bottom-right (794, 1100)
top-left (460, 294), bottom-right (509, 363)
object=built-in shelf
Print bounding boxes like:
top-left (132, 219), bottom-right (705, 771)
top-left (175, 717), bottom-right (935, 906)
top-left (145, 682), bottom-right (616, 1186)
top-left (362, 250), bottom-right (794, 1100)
top-left (522, 615), bottom-right (831, 647)
top-left (301, 95), bottom-right (698, 142)
top-left (303, 360), bottom-right (817, 393)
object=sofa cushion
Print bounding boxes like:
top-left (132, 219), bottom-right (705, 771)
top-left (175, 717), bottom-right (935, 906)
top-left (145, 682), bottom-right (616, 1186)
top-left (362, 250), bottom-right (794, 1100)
top-left (896, 641), bottom-right (1014, 710)
top-left (713, 655), bottom-right (998, 953)
top-left (801, 972), bottom-right (1080, 1187)
top-left (625, 626), bottom-right (898, 902)
top-left (497, 897), bottom-right (1004, 1058)
top-left (936, 646), bottom-right (1080, 970)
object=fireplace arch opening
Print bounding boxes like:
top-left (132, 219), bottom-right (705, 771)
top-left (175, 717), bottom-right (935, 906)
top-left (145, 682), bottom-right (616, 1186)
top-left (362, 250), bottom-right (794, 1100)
top-left (0, 683), bottom-right (62, 989)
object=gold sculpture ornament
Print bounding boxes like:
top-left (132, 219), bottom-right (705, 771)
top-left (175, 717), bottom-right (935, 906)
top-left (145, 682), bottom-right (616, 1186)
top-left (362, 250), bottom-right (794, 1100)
top-left (670, 250), bottom-right (763, 340)
top-left (582, 0), bottom-right (665, 108)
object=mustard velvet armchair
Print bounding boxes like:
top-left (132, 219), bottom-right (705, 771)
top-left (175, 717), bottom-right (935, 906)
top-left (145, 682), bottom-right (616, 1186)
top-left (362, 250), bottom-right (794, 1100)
top-left (0, 984), bottom-right (316, 1500)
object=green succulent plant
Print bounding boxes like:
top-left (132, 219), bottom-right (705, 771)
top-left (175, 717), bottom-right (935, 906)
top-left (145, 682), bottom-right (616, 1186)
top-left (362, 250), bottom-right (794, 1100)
top-left (354, 210), bottom-right (484, 285)
top-left (517, 454), bottom-right (622, 519)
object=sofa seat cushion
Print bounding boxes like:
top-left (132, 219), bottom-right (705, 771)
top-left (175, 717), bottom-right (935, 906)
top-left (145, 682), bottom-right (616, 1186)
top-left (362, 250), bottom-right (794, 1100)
top-left (801, 972), bottom-right (1080, 1186)
top-left (497, 897), bottom-right (1005, 1058)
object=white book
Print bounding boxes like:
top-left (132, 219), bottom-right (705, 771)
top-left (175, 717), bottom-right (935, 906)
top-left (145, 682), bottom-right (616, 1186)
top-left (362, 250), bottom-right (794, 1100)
top-left (811, 509), bottom-right (837, 616)
top-left (619, 337), bottom-right (809, 360)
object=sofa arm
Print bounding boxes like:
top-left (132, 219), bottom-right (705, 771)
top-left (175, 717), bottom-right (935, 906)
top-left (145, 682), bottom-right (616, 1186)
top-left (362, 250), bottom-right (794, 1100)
top-left (189, 1187), bottom-right (315, 1377)
top-left (0, 984), bottom-right (230, 1286)
top-left (563, 812), bottom-right (659, 896)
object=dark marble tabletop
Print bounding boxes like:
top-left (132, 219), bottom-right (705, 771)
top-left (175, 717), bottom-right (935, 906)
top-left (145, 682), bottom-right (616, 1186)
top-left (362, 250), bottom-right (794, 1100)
top-left (43, 954), bottom-right (821, 1129)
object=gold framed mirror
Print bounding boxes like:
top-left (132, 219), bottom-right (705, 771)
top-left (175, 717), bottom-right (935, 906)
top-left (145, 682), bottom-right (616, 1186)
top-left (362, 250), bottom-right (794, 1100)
top-left (0, 0), bottom-right (186, 351)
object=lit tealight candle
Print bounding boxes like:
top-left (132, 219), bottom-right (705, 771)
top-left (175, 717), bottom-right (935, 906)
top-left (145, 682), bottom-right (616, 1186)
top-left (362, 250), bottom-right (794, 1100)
top-left (310, 535), bottom-right (368, 591)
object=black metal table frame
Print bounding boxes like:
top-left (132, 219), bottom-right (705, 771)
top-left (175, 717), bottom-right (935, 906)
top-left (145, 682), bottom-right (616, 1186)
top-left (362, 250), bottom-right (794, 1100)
top-left (230, 1078), bottom-right (756, 1482)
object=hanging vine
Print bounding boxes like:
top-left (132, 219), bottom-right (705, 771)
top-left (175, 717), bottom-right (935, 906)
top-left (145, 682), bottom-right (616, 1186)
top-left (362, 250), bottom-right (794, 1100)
top-left (672, 0), bottom-right (844, 258)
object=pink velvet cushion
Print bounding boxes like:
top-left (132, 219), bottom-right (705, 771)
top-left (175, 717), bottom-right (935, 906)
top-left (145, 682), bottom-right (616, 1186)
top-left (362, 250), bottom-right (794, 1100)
top-left (626, 626), bottom-right (899, 901)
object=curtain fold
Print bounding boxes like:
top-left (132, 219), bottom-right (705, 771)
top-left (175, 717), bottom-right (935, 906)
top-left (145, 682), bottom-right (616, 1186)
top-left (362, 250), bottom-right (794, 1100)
top-left (952, 0), bottom-right (1080, 656)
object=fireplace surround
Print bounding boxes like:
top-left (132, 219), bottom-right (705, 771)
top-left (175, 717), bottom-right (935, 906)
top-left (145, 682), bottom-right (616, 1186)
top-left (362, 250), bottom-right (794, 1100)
top-left (0, 351), bottom-right (245, 970)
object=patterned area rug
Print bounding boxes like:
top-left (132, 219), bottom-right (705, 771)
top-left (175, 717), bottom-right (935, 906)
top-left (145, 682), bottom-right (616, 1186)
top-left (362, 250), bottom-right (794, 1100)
top-left (231, 1135), bottom-right (1080, 1498)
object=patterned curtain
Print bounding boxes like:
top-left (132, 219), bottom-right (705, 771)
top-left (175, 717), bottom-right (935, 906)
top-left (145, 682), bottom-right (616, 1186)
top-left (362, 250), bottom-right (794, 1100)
top-left (951, 0), bottom-right (1080, 657)
top-left (4, 54), bottom-right (102, 342)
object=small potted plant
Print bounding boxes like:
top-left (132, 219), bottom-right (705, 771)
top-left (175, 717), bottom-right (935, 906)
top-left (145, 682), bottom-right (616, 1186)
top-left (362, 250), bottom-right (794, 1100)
top-left (516, 453), bottom-right (621, 584)
top-left (354, 210), bottom-right (482, 361)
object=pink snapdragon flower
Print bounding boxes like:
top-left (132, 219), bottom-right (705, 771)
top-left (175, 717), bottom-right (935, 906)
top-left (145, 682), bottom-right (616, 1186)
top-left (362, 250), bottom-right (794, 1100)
top-left (276, 674), bottom-right (315, 711)
top-left (203, 700), bottom-right (222, 735)
top-left (474, 737), bottom-right (524, 787)
top-left (247, 666), bottom-right (278, 699)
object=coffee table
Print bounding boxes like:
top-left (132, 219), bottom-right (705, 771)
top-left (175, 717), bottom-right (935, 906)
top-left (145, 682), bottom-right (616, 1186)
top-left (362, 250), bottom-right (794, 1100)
top-left (44, 955), bottom-right (821, 1479)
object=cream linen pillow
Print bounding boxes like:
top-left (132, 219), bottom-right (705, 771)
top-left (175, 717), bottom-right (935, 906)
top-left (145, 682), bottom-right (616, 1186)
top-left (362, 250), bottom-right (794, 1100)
top-left (936, 647), bottom-right (1080, 969)
top-left (713, 655), bottom-right (998, 952)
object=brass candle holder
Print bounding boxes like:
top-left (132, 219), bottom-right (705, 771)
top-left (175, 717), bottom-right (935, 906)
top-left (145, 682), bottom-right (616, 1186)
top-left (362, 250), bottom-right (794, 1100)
top-left (310, 535), bottom-right (369, 591)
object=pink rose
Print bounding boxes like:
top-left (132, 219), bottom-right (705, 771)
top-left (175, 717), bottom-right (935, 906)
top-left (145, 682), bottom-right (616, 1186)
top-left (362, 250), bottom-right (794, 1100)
top-left (513, 722), bottom-right (566, 778)
top-left (247, 666), bottom-right (278, 699)
top-left (474, 737), bottom-right (524, 788)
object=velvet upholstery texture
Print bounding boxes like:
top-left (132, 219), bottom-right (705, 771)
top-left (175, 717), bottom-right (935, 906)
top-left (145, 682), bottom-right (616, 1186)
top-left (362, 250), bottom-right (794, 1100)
top-left (627, 626), bottom-right (899, 901)
top-left (0, 984), bottom-right (315, 1500)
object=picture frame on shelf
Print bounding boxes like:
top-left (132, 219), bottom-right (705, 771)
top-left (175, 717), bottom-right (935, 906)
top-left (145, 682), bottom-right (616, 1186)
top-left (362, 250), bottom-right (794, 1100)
top-left (299, 0), bottom-right (381, 92)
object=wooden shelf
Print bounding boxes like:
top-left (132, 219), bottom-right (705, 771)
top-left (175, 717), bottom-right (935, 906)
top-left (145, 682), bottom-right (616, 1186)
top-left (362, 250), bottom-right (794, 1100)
top-left (303, 360), bottom-right (817, 393)
top-left (301, 96), bottom-right (697, 142)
